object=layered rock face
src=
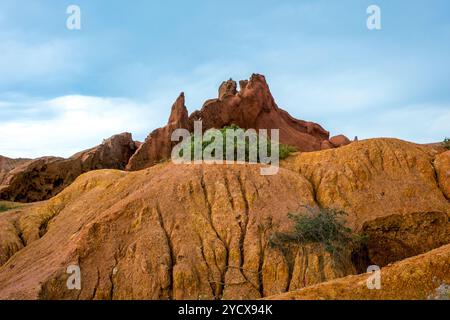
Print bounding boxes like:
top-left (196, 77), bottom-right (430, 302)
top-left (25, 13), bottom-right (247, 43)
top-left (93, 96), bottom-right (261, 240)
top-left (0, 139), bottom-right (448, 300)
top-left (0, 133), bottom-right (138, 203)
top-left (127, 74), bottom-right (332, 171)
top-left (283, 138), bottom-right (449, 230)
top-left (283, 138), bottom-right (450, 268)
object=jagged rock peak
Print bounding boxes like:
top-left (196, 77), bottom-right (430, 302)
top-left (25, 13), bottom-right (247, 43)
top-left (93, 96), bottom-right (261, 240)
top-left (168, 92), bottom-right (188, 126)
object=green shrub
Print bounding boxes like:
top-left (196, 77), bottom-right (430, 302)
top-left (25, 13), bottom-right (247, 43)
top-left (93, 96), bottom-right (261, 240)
top-left (269, 206), bottom-right (367, 256)
top-left (0, 204), bottom-right (8, 212)
top-left (279, 144), bottom-right (298, 160)
top-left (179, 124), bottom-right (297, 162)
top-left (442, 137), bottom-right (450, 150)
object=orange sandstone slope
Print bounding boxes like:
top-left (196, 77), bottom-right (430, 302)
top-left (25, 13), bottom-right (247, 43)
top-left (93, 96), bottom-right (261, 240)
top-left (0, 138), bottom-right (448, 300)
top-left (266, 243), bottom-right (450, 300)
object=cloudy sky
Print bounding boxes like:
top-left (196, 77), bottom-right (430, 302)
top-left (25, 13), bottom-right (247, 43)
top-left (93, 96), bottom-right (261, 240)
top-left (0, 0), bottom-right (449, 158)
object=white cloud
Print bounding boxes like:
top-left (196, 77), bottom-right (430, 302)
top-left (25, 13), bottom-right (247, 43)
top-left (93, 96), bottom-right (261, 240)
top-left (0, 95), bottom-right (165, 158)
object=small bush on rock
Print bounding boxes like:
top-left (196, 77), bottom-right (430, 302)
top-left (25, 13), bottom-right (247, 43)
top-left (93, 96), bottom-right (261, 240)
top-left (442, 137), bottom-right (450, 150)
top-left (269, 206), bottom-right (367, 256)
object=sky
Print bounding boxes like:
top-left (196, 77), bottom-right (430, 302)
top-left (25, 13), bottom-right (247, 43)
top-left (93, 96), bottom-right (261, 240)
top-left (0, 0), bottom-right (449, 158)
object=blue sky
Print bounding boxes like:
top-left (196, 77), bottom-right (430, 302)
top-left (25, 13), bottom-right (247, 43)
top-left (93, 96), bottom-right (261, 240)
top-left (0, 0), bottom-right (449, 158)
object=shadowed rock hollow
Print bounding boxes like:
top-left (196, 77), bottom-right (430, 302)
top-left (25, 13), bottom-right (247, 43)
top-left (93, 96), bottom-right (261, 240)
top-left (0, 138), bottom-right (448, 300)
top-left (266, 243), bottom-right (450, 300)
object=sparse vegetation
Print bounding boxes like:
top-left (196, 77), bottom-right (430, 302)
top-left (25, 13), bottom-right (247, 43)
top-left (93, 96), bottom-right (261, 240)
top-left (179, 124), bottom-right (297, 162)
top-left (269, 206), bottom-right (367, 256)
top-left (279, 144), bottom-right (298, 160)
top-left (442, 137), bottom-right (450, 150)
top-left (0, 202), bottom-right (20, 213)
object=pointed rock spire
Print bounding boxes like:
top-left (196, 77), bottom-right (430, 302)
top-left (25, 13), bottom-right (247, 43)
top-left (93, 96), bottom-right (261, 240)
top-left (168, 92), bottom-right (188, 128)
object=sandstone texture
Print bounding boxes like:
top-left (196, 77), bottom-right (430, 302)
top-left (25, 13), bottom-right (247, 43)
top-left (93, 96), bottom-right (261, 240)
top-left (435, 150), bottom-right (450, 200)
top-left (0, 138), bottom-right (448, 300)
top-left (0, 133), bottom-right (138, 203)
top-left (127, 74), bottom-right (331, 171)
top-left (283, 138), bottom-right (449, 230)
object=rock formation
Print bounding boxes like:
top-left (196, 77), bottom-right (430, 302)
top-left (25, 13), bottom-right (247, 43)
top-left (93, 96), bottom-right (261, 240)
top-left (126, 94), bottom-right (189, 171)
top-left (0, 133), bottom-right (138, 203)
top-left (0, 156), bottom-right (31, 187)
top-left (329, 134), bottom-right (351, 148)
top-left (127, 74), bottom-right (332, 171)
top-left (0, 138), bottom-right (448, 300)
top-left (319, 135), bottom-right (352, 150)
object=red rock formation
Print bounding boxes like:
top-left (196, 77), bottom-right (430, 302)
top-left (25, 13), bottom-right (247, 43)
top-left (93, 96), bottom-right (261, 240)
top-left (0, 156), bottom-right (31, 187)
top-left (127, 74), bottom-right (331, 171)
top-left (320, 135), bottom-right (352, 150)
top-left (126, 93), bottom-right (189, 171)
top-left (0, 133), bottom-right (138, 203)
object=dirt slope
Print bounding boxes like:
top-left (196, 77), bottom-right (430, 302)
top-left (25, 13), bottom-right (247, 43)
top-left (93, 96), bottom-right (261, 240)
top-left (0, 138), bottom-right (448, 300)
top-left (266, 243), bottom-right (450, 300)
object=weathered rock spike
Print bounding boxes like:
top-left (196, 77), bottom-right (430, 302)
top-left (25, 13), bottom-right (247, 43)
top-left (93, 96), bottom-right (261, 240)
top-left (168, 92), bottom-right (188, 127)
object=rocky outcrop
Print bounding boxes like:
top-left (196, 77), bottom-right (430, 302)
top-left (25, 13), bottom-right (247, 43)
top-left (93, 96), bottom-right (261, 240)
top-left (0, 156), bottom-right (31, 187)
top-left (320, 135), bottom-right (352, 150)
top-left (329, 135), bottom-right (351, 148)
top-left (126, 94), bottom-right (189, 171)
top-left (282, 138), bottom-right (450, 267)
top-left (0, 133), bottom-right (138, 203)
top-left (283, 138), bottom-right (450, 230)
top-left (127, 74), bottom-right (331, 171)
top-left (0, 139), bottom-right (449, 300)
